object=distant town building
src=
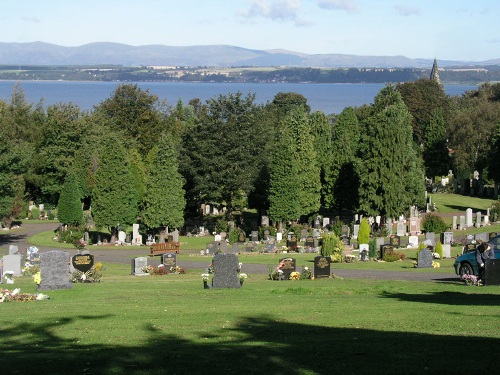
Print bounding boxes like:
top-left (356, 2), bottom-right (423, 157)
top-left (430, 58), bottom-right (443, 89)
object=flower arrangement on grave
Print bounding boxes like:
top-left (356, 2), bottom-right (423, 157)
top-left (269, 260), bottom-right (285, 280)
top-left (300, 267), bottom-right (312, 280)
top-left (33, 272), bottom-right (41, 286)
top-left (4, 271), bottom-right (15, 284)
top-left (22, 262), bottom-right (40, 276)
top-left (290, 271), bottom-right (301, 281)
top-left (432, 261), bottom-right (440, 268)
top-left (239, 273), bottom-right (248, 285)
top-left (0, 288), bottom-right (49, 303)
top-left (461, 274), bottom-right (482, 286)
top-left (141, 265), bottom-right (154, 274)
top-left (201, 273), bottom-right (210, 282)
top-left (70, 266), bottom-right (103, 283)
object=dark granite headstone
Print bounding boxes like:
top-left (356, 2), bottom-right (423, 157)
top-left (266, 237), bottom-right (276, 253)
top-left (38, 251), bottom-right (72, 291)
top-left (389, 235), bottom-right (400, 248)
top-left (380, 245), bottom-right (393, 260)
top-left (305, 235), bottom-right (315, 248)
top-left (287, 234), bottom-right (297, 250)
top-left (483, 259), bottom-right (500, 286)
top-left (417, 249), bottom-right (433, 268)
top-left (279, 257), bottom-right (296, 280)
top-left (212, 253), bottom-right (241, 288)
top-left (72, 254), bottom-right (94, 273)
top-left (313, 256), bottom-right (331, 278)
top-left (162, 253), bottom-right (176, 268)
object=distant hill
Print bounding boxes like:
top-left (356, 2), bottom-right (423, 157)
top-left (0, 41), bottom-right (497, 68)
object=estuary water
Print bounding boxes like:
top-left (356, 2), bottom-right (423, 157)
top-left (0, 80), bottom-right (477, 115)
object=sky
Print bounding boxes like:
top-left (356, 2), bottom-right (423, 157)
top-left (1, 0), bottom-right (498, 62)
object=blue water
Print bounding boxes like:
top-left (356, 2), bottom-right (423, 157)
top-left (0, 80), bottom-right (477, 115)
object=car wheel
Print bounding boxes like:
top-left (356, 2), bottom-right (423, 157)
top-left (459, 263), bottom-right (473, 276)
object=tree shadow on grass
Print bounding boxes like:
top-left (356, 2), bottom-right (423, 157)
top-left (1, 314), bottom-right (499, 375)
top-left (380, 290), bottom-right (500, 306)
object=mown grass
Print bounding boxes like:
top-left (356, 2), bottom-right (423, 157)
top-left (430, 193), bottom-right (496, 214)
top-left (1, 264), bottom-right (499, 375)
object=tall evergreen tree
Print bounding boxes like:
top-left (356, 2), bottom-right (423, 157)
top-left (142, 135), bottom-right (186, 243)
top-left (92, 135), bottom-right (139, 242)
top-left (357, 85), bottom-right (425, 218)
top-left (57, 172), bottom-right (83, 227)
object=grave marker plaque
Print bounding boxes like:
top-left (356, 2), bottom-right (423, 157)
top-left (287, 234), bottom-right (297, 250)
top-left (380, 245), bottom-right (393, 260)
top-left (72, 254), bottom-right (94, 273)
top-left (279, 257), bottom-right (296, 280)
top-left (266, 237), bottom-right (276, 253)
top-left (162, 253), bottom-right (176, 268)
top-left (389, 235), bottom-right (400, 248)
top-left (313, 256), bottom-right (331, 278)
top-left (305, 235), bottom-right (315, 249)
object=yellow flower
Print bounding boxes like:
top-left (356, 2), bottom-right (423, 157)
top-left (33, 272), bottom-right (41, 285)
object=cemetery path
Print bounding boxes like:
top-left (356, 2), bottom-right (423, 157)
top-left (3, 223), bottom-right (458, 283)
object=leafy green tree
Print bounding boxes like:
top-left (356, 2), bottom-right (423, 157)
top-left (57, 172), bottom-right (83, 226)
top-left (357, 85), bottom-right (425, 218)
top-left (180, 92), bottom-right (268, 218)
top-left (358, 218), bottom-right (371, 245)
top-left (92, 135), bottom-right (139, 242)
top-left (142, 135), bottom-right (186, 242)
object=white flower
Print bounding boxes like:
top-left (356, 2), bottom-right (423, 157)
top-left (81, 273), bottom-right (86, 281)
top-left (304, 267), bottom-right (309, 270)
top-left (12, 288), bottom-right (20, 295)
top-left (201, 274), bottom-right (209, 278)
top-left (36, 293), bottom-right (49, 300)
top-left (239, 273), bottom-right (247, 279)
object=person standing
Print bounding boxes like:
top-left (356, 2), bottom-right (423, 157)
top-left (476, 242), bottom-right (495, 281)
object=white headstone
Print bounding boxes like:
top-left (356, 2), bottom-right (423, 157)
top-left (484, 215), bottom-right (489, 226)
top-left (118, 230), bottom-right (127, 243)
top-left (466, 208), bottom-right (473, 227)
top-left (459, 216), bottom-right (465, 230)
top-left (132, 223), bottom-right (140, 243)
top-left (276, 232), bottom-right (283, 242)
top-left (322, 217), bottom-right (330, 227)
top-left (214, 234), bottom-right (222, 242)
top-left (359, 243), bottom-right (369, 252)
top-left (442, 244), bottom-right (451, 258)
top-left (452, 216), bottom-right (457, 230)
top-left (2, 254), bottom-right (22, 276)
top-left (133, 257), bottom-right (149, 276)
top-left (408, 236), bottom-right (419, 248)
top-left (396, 223), bottom-right (405, 236)
top-left (353, 224), bottom-right (360, 239)
top-left (476, 212), bottom-right (482, 228)
top-left (8, 245), bottom-right (19, 255)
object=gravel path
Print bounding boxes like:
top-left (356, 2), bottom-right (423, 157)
top-left (1, 223), bottom-right (458, 282)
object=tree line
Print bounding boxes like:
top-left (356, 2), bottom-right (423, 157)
top-left (1, 80), bottom-right (499, 238)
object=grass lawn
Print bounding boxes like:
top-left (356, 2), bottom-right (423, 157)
top-left (430, 193), bottom-right (496, 214)
top-left (1, 264), bottom-right (499, 375)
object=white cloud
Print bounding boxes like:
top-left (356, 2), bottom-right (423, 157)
top-left (317, 0), bottom-right (357, 12)
top-left (393, 4), bottom-right (421, 16)
top-left (239, 0), bottom-right (301, 21)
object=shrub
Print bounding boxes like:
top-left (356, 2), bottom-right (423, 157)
top-left (368, 238), bottom-right (377, 258)
top-left (383, 249), bottom-right (406, 262)
top-left (358, 218), bottom-right (370, 244)
top-left (422, 213), bottom-right (447, 233)
top-left (435, 241), bottom-right (443, 259)
top-left (30, 206), bottom-right (40, 220)
top-left (491, 201), bottom-right (500, 221)
top-left (321, 232), bottom-right (343, 262)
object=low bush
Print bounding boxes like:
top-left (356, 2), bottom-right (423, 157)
top-left (422, 213), bottom-right (448, 233)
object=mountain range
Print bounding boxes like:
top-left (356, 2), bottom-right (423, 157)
top-left (1, 42), bottom-right (499, 68)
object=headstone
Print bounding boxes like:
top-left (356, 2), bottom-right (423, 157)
top-left (359, 243), bottom-right (369, 261)
top-left (452, 216), bottom-right (457, 230)
top-left (231, 244), bottom-right (240, 254)
top-left (132, 257), bottom-right (149, 276)
top-left (305, 235), bottom-right (315, 249)
top-left (278, 257), bottom-right (296, 280)
top-left (442, 244), bottom-right (451, 258)
top-left (205, 204), bottom-right (210, 215)
top-left (261, 216), bottom-right (269, 227)
top-left (2, 254), bottom-right (22, 276)
top-left (251, 231), bottom-right (259, 242)
top-left (353, 224), bottom-right (360, 239)
top-left (206, 241), bottom-right (218, 255)
top-left (237, 231), bottom-right (246, 243)
top-left (483, 259), bottom-right (500, 286)
top-left (476, 212), bottom-right (482, 228)
top-left (118, 230), bottom-right (126, 243)
top-left (263, 229), bottom-right (270, 239)
top-left (220, 231), bottom-right (227, 240)
top-left (266, 237), bottom-right (276, 253)
top-left (172, 229), bottom-right (179, 243)
top-left (409, 217), bottom-right (420, 235)
top-left (380, 245), bottom-right (393, 260)
top-left (214, 234), bottom-right (222, 242)
top-left (417, 249), bottom-right (433, 268)
top-left (212, 253), bottom-right (241, 288)
top-left (389, 235), bottom-right (400, 248)
top-left (375, 237), bottom-right (385, 250)
top-left (8, 245), bottom-right (19, 255)
top-left (162, 253), bottom-right (176, 268)
top-left (38, 251), bottom-right (72, 290)
top-left (132, 223), bottom-right (140, 244)
top-left (287, 234), bottom-right (297, 250)
top-left (442, 232), bottom-right (453, 245)
top-left (466, 208), bottom-right (473, 227)
top-left (219, 241), bottom-right (228, 252)
top-left (474, 232), bottom-right (489, 243)
top-left (83, 231), bottom-right (89, 243)
top-left (0, 259), bottom-right (3, 284)
top-left (313, 256), bottom-right (331, 278)
top-left (322, 217), bottom-right (330, 228)
top-left (386, 219), bottom-right (393, 236)
top-left (71, 254), bottom-right (94, 273)
top-left (314, 218), bottom-right (320, 229)
top-left (341, 225), bottom-right (349, 237)
top-left (459, 216), bottom-right (465, 231)
top-left (484, 215), bottom-right (490, 226)
top-left (408, 235), bottom-right (419, 248)
top-left (465, 234), bottom-right (475, 244)
top-left (425, 232), bottom-right (436, 246)
top-left (396, 222), bottom-right (405, 237)
top-left (276, 232), bottom-right (283, 242)
top-left (300, 229), bottom-right (308, 242)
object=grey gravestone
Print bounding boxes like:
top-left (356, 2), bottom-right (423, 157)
top-left (389, 235), bottom-right (400, 248)
top-left (231, 244), bottom-right (240, 254)
top-left (314, 256), bottom-right (331, 278)
top-left (375, 237), bottom-right (385, 250)
top-left (474, 232), bottom-right (489, 243)
top-left (341, 225), bottom-right (349, 237)
top-left (459, 216), bottom-right (465, 231)
top-left (251, 231), bottom-right (259, 242)
top-left (72, 254), bottom-right (94, 273)
top-left (483, 259), bottom-right (500, 286)
top-left (2, 254), bottom-right (22, 276)
top-left (465, 234), bottom-right (475, 244)
top-left (162, 253), bottom-right (176, 268)
top-left (132, 257), bottom-right (149, 276)
top-left (300, 229), bottom-right (308, 242)
top-left (206, 241), bottom-right (218, 255)
top-left (305, 235), bottom-right (315, 249)
top-left (323, 217), bottom-right (330, 228)
top-left (38, 251), bottom-right (72, 290)
top-left (172, 229), bottom-right (179, 243)
top-left (396, 222), bottom-right (405, 236)
top-left (425, 232), bottom-right (436, 246)
top-left (417, 249), bottom-right (433, 268)
top-left (266, 237), bottom-right (276, 253)
top-left (212, 253), bottom-right (241, 288)
top-left (8, 245), bottom-right (19, 255)
top-left (279, 257), bottom-right (296, 280)
top-left (442, 244), bottom-right (451, 258)
top-left (442, 232), bottom-right (453, 245)
top-left (261, 216), bottom-right (269, 227)
top-left (219, 241), bottom-right (228, 253)
top-left (353, 224), bottom-right (360, 239)
top-left (476, 212), bottom-right (482, 228)
top-left (0, 260), bottom-right (3, 284)
top-left (452, 216), bottom-right (457, 230)
top-left (386, 220), bottom-right (393, 236)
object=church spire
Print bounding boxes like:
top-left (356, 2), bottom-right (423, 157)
top-left (430, 58), bottom-right (443, 88)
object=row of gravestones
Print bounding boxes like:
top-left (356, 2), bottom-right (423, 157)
top-left (0, 249), bottom-right (96, 289)
top-left (272, 256), bottom-right (332, 280)
top-left (131, 253), bottom-right (177, 276)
